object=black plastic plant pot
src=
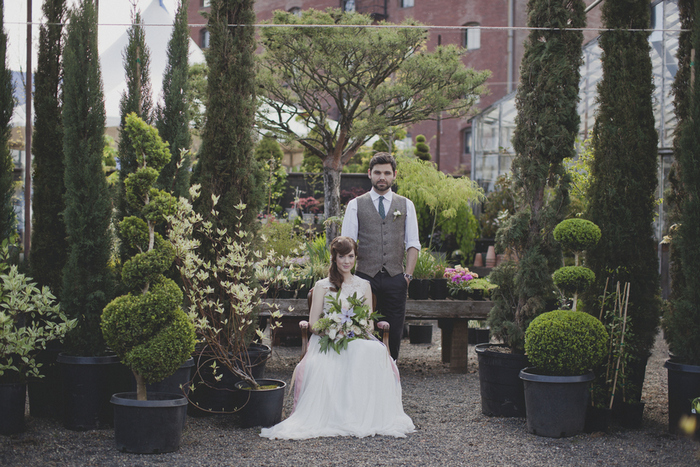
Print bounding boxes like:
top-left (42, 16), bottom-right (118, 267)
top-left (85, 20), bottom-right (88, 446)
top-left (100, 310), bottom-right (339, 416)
top-left (233, 378), bottom-right (286, 428)
top-left (188, 344), bottom-right (271, 416)
top-left (409, 323), bottom-right (433, 344)
top-left (476, 343), bottom-right (528, 417)
top-left (520, 368), bottom-right (595, 438)
top-left (57, 353), bottom-right (130, 431)
top-left (429, 278), bottom-right (448, 300)
top-left (0, 382), bottom-right (26, 435)
top-left (111, 392), bottom-right (188, 454)
top-left (408, 279), bottom-right (430, 300)
top-left (664, 359), bottom-right (700, 438)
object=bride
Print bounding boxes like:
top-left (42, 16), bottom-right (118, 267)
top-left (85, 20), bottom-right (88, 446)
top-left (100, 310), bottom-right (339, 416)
top-left (260, 236), bottom-right (415, 439)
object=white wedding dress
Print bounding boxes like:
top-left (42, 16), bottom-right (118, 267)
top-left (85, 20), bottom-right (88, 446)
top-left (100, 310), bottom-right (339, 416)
top-left (260, 276), bottom-right (415, 439)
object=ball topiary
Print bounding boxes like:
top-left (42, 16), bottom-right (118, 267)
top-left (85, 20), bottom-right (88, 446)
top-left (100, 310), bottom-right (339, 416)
top-left (525, 310), bottom-right (608, 376)
top-left (552, 266), bottom-right (595, 297)
top-left (553, 218), bottom-right (601, 259)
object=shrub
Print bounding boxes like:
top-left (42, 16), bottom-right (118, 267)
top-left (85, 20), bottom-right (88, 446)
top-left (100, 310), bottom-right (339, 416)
top-left (525, 310), bottom-right (608, 376)
top-left (552, 266), bottom-right (595, 297)
top-left (553, 219), bottom-right (601, 258)
top-left (414, 135), bottom-right (431, 161)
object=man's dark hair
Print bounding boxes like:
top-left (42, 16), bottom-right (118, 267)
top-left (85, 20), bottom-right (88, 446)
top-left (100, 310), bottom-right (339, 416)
top-left (369, 152), bottom-right (396, 172)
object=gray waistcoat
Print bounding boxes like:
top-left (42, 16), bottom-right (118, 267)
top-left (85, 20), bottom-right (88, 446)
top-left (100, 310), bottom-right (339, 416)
top-left (355, 192), bottom-right (407, 277)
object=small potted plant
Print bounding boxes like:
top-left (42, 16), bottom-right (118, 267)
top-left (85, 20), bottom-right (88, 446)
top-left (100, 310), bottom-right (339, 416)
top-left (0, 242), bottom-right (76, 435)
top-left (408, 249), bottom-right (435, 300)
top-left (101, 114), bottom-right (197, 453)
top-left (168, 185), bottom-right (284, 428)
top-left (519, 309), bottom-right (608, 438)
top-left (445, 265), bottom-right (478, 300)
top-left (428, 255), bottom-right (449, 300)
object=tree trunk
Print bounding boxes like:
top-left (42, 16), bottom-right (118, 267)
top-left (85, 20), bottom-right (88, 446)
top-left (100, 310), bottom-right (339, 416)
top-left (134, 372), bottom-right (147, 401)
top-left (323, 165), bottom-right (342, 243)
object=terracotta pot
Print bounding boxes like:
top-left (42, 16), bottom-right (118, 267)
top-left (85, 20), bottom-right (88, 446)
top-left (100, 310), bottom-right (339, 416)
top-left (485, 246), bottom-right (496, 267)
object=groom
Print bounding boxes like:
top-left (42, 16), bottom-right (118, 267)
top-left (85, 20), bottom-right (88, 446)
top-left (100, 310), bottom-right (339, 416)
top-left (341, 153), bottom-right (420, 360)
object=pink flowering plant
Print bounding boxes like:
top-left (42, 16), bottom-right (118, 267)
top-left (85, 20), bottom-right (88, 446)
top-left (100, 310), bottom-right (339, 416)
top-left (312, 291), bottom-right (382, 354)
top-left (444, 265), bottom-right (479, 295)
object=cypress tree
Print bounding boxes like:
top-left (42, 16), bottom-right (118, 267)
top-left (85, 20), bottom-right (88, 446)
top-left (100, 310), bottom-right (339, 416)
top-left (666, 0), bottom-right (693, 300)
top-left (194, 0), bottom-right (263, 233)
top-left (0, 3), bottom-right (16, 242)
top-left (61, 0), bottom-right (114, 356)
top-left (585, 0), bottom-right (661, 399)
top-left (155, 0), bottom-right (192, 198)
top-left (663, 0), bottom-right (700, 366)
top-left (30, 0), bottom-right (67, 296)
top-left (118, 10), bottom-right (153, 220)
top-left (488, 0), bottom-right (584, 351)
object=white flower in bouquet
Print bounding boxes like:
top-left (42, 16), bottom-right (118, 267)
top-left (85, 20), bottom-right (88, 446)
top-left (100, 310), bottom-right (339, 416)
top-left (312, 291), bottom-right (383, 354)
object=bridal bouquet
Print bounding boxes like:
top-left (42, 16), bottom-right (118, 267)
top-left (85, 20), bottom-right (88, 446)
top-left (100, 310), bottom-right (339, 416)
top-left (312, 291), bottom-right (382, 354)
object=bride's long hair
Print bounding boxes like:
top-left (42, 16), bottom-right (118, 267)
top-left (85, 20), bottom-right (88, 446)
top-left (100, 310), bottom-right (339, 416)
top-left (328, 236), bottom-right (357, 291)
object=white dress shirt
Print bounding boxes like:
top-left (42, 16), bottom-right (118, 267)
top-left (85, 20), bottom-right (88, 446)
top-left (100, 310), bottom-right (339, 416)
top-left (341, 188), bottom-right (421, 251)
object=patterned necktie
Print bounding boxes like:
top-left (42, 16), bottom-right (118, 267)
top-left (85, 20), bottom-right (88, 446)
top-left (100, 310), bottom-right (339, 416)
top-left (378, 196), bottom-right (386, 219)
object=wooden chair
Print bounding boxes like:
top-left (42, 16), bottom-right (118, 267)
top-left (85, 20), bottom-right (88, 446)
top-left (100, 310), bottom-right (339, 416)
top-left (299, 288), bottom-right (390, 357)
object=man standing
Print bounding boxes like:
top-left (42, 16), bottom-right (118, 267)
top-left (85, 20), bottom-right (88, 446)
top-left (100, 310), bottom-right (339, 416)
top-left (341, 153), bottom-right (420, 360)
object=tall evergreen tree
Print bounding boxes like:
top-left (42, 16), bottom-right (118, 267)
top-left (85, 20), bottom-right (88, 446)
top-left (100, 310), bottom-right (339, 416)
top-left (488, 0), bottom-right (585, 351)
top-left (663, 0), bottom-right (700, 366)
top-left (61, 0), bottom-right (114, 356)
top-left (585, 0), bottom-right (661, 399)
top-left (30, 0), bottom-right (67, 296)
top-left (155, 0), bottom-right (192, 198)
top-left (0, 3), bottom-right (16, 242)
top-left (118, 10), bottom-right (153, 220)
top-left (194, 0), bottom-right (263, 233)
top-left (666, 0), bottom-right (693, 300)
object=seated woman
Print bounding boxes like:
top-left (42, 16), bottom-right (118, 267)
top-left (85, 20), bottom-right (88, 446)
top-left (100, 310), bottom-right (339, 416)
top-left (260, 236), bottom-right (415, 440)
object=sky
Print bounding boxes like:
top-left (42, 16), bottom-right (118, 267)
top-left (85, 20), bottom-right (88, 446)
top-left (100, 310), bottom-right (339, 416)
top-left (5, 0), bottom-right (205, 127)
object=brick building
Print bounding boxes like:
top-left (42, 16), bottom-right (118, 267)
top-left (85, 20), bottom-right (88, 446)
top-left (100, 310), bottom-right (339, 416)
top-left (188, 0), bottom-right (602, 174)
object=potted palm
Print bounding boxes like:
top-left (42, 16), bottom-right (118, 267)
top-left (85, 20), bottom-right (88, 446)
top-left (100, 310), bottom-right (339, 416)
top-left (0, 243), bottom-right (76, 435)
top-left (168, 185), bottom-right (285, 428)
top-left (101, 114), bottom-right (196, 453)
top-left (520, 310), bottom-right (608, 438)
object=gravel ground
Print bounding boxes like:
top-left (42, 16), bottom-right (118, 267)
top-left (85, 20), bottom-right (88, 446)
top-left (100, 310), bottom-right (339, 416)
top-left (1, 325), bottom-right (699, 467)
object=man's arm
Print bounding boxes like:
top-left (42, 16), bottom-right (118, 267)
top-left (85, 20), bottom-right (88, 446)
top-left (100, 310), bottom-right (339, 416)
top-left (404, 247), bottom-right (418, 284)
top-left (341, 198), bottom-right (359, 240)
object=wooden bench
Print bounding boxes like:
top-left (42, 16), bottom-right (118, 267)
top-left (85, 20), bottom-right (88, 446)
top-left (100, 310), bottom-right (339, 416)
top-left (260, 299), bottom-right (493, 373)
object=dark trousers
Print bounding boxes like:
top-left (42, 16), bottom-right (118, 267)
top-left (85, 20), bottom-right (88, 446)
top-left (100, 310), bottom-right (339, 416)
top-left (357, 270), bottom-right (407, 361)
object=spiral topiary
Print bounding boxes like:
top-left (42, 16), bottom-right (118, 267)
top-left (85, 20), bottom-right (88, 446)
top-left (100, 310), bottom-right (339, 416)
top-left (414, 135), bottom-right (431, 161)
top-left (525, 310), bottom-right (608, 376)
top-left (101, 113), bottom-right (196, 401)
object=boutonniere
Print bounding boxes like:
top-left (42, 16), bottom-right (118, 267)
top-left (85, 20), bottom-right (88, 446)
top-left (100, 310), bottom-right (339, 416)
top-left (393, 210), bottom-right (402, 220)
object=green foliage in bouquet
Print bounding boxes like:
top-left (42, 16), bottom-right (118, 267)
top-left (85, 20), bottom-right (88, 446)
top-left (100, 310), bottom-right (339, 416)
top-left (101, 113), bottom-right (196, 401)
top-left (313, 292), bottom-right (382, 354)
top-left (525, 310), bottom-right (608, 376)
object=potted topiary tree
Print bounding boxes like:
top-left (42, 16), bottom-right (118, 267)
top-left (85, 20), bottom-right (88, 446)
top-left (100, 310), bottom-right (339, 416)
top-left (519, 310), bottom-right (608, 438)
top-left (101, 113), bottom-right (196, 454)
top-left (0, 242), bottom-right (76, 435)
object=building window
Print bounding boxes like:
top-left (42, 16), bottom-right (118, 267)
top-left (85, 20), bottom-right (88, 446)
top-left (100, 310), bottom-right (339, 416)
top-left (200, 29), bottom-right (210, 49)
top-left (342, 0), bottom-right (355, 12)
top-left (463, 23), bottom-right (481, 51)
top-left (202, 0), bottom-right (210, 7)
top-left (401, 0), bottom-right (414, 7)
top-left (289, 7), bottom-right (302, 17)
top-left (463, 128), bottom-right (472, 155)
